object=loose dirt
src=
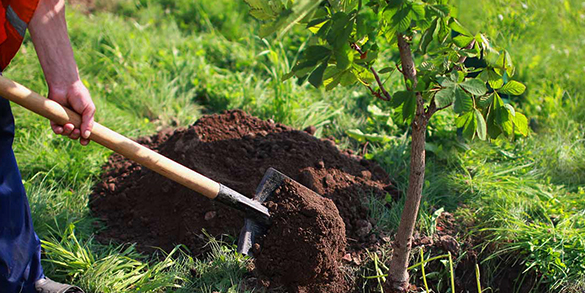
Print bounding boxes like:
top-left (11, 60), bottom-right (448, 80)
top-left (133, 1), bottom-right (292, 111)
top-left (91, 110), bottom-right (394, 255)
top-left (254, 178), bottom-right (348, 292)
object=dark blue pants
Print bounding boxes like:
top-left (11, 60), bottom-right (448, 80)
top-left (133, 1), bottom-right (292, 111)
top-left (0, 97), bottom-right (44, 293)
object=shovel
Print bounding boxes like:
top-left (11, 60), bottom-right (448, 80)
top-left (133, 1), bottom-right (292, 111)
top-left (0, 76), bottom-right (287, 255)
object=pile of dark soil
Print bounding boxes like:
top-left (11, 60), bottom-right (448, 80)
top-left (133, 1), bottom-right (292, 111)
top-left (91, 110), bottom-right (395, 289)
top-left (254, 178), bottom-right (348, 292)
top-left (91, 110), bottom-right (394, 253)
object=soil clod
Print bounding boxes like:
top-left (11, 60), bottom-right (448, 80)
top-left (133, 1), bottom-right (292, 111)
top-left (254, 178), bottom-right (348, 292)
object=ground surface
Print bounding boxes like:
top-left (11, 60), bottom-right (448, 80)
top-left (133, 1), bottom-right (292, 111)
top-left (7, 0), bottom-right (583, 292)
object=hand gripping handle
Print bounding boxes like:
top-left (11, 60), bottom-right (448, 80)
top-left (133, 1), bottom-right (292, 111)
top-left (0, 76), bottom-right (221, 199)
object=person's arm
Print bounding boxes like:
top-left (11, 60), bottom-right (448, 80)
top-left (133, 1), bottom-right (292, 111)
top-left (27, 0), bottom-right (95, 145)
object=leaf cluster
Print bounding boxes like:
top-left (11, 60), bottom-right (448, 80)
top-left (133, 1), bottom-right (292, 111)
top-left (244, 0), bottom-right (530, 141)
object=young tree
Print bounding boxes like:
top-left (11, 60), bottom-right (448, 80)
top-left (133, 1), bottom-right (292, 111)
top-left (244, 0), bottom-right (529, 291)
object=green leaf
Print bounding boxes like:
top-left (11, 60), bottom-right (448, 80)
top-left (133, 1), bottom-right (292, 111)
top-left (429, 4), bottom-right (450, 17)
top-left (434, 87), bottom-right (455, 108)
top-left (448, 18), bottom-right (472, 36)
top-left (391, 90), bottom-right (412, 108)
top-left (244, 0), bottom-right (284, 20)
top-left (439, 76), bottom-right (456, 87)
top-left (291, 60), bottom-right (320, 78)
top-left (355, 13), bottom-right (368, 38)
top-left (411, 3), bottom-right (425, 19)
top-left (504, 104), bottom-right (515, 117)
top-left (487, 69), bottom-right (504, 89)
top-left (334, 44), bottom-right (353, 70)
top-left (325, 75), bottom-right (342, 90)
top-left (486, 103), bottom-right (501, 139)
top-left (514, 112), bottom-right (529, 136)
top-left (259, 23), bottom-right (279, 38)
top-left (327, 12), bottom-right (350, 45)
top-left (308, 62), bottom-right (327, 88)
top-left (387, 0), bottom-right (404, 9)
top-left (304, 45), bottom-right (331, 62)
top-left (493, 50), bottom-right (515, 76)
top-left (460, 78), bottom-right (487, 95)
top-left (384, 193), bottom-right (394, 203)
top-left (454, 86), bottom-right (473, 114)
top-left (449, 70), bottom-right (460, 82)
top-left (340, 70), bottom-right (357, 86)
top-left (367, 104), bottom-right (389, 118)
top-left (453, 35), bottom-right (474, 48)
top-left (352, 64), bottom-right (374, 86)
top-left (346, 129), bottom-right (391, 143)
top-left (476, 94), bottom-right (492, 109)
top-left (418, 19), bottom-right (437, 53)
top-left (306, 17), bottom-right (328, 31)
top-left (456, 111), bottom-right (476, 140)
top-left (498, 80), bottom-right (526, 95)
top-left (346, 129), bottom-right (367, 142)
top-left (392, 6), bottom-right (413, 32)
top-left (335, 22), bottom-right (354, 49)
top-left (278, 0), bottom-right (324, 39)
top-left (316, 19), bottom-right (331, 38)
top-left (500, 111), bottom-right (514, 137)
top-left (402, 93), bottom-right (417, 122)
top-left (323, 66), bottom-right (343, 90)
top-left (493, 94), bottom-right (514, 137)
top-left (437, 18), bottom-right (450, 43)
top-left (474, 109), bottom-right (487, 140)
top-left (254, 0), bottom-right (323, 38)
top-left (378, 67), bottom-right (395, 74)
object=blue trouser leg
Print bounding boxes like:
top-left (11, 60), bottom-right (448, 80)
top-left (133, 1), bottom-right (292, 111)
top-left (0, 97), bottom-right (44, 293)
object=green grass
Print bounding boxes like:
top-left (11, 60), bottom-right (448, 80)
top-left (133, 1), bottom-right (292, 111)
top-left (4, 0), bottom-right (583, 292)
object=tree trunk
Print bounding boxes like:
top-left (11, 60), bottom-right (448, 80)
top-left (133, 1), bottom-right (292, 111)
top-left (384, 34), bottom-right (430, 292)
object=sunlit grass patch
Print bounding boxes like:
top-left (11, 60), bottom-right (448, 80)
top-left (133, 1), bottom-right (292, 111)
top-left (42, 223), bottom-right (251, 292)
top-left (449, 142), bottom-right (585, 291)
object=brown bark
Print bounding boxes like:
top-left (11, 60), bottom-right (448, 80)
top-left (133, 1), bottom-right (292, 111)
top-left (384, 34), bottom-right (430, 292)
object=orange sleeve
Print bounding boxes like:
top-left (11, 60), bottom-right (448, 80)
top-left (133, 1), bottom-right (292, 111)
top-left (0, 0), bottom-right (40, 70)
top-left (0, 6), bottom-right (6, 45)
top-left (5, 0), bottom-right (39, 23)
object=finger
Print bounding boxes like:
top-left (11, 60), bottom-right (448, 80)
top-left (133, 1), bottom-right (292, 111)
top-left (69, 129), bottom-right (81, 140)
top-left (50, 121), bottom-right (63, 135)
top-left (80, 138), bottom-right (90, 146)
top-left (62, 123), bottom-right (75, 136)
top-left (80, 103), bottom-right (96, 139)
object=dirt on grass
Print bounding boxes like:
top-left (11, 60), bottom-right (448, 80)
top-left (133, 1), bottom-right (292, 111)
top-left (409, 211), bottom-right (544, 293)
top-left (90, 110), bottom-right (546, 292)
top-left (90, 110), bottom-right (395, 290)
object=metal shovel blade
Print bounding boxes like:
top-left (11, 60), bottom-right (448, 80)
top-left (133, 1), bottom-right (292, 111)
top-left (237, 167), bottom-right (289, 256)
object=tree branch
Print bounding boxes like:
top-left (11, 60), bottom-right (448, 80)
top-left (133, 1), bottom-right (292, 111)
top-left (436, 103), bottom-right (453, 112)
top-left (351, 42), bottom-right (392, 101)
top-left (371, 67), bottom-right (392, 101)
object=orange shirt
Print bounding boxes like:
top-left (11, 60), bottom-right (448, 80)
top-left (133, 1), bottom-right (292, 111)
top-left (0, 0), bottom-right (39, 70)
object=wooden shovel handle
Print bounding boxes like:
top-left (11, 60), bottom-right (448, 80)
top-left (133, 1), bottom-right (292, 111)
top-left (0, 76), bottom-right (220, 199)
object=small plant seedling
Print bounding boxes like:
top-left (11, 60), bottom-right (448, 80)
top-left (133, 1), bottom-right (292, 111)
top-left (243, 0), bottom-right (529, 291)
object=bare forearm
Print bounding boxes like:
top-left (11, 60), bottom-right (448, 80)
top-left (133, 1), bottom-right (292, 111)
top-left (28, 0), bottom-right (79, 88)
top-left (26, 0), bottom-right (95, 145)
